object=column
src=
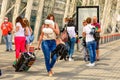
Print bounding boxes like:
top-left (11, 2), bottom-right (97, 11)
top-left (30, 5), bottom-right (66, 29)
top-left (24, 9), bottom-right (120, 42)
top-left (0, 0), bottom-right (8, 43)
top-left (82, 0), bottom-right (87, 6)
top-left (93, 0), bottom-right (99, 5)
top-left (25, 0), bottom-right (33, 21)
top-left (69, 0), bottom-right (76, 17)
top-left (101, 0), bottom-right (112, 34)
top-left (33, 0), bottom-right (44, 43)
top-left (111, 0), bottom-right (120, 33)
top-left (12, 0), bottom-right (21, 29)
top-left (63, 0), bottom-right (70, 26)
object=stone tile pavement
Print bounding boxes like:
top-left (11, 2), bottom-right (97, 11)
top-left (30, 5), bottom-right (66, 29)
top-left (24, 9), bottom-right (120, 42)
top-left (0, 40), bottom-right (120, 80)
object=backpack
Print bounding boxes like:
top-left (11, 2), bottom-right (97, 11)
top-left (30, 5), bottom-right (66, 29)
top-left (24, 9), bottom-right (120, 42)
top-left (89, 27), bottom-right (100, 41)
top-left (94, 31), bottom-right (100, 41)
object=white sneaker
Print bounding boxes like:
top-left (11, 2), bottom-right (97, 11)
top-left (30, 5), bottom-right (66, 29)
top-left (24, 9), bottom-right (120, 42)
top-left (86, 63), bottom-right (95, 67)
top-left (69, 58), bottom-right (74, 61)
top-left (27, 52), bottom-right (34, 58)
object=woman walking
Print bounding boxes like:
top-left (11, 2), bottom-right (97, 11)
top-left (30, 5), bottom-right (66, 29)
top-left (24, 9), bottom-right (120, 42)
top-left (37, 14), bottom-right (60, 76)
top-left (14, 16), bottom-right (26, 62)
top-left (66, 18), bottom-right (76, 61)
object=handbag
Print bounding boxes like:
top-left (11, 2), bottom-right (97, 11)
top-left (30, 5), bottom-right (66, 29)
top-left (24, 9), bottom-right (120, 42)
top-left (61, 28), bottom-right (70, 42)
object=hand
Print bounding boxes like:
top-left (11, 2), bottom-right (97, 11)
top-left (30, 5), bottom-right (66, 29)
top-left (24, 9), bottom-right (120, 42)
top-left (48, 24), bottom-right (54, 29)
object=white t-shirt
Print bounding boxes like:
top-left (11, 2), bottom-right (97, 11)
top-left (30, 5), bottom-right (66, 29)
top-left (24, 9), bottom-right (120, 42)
top-left (15, 22), bottom-right (25, 37)
top-left (83, 24), bottom-right (95, 42)
top-left (67, 26), bottom-right (76, 38)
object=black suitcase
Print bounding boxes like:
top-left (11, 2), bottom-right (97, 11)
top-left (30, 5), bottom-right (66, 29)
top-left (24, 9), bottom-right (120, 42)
top-left (13, 52), bottom-right (36, 72)
top-left (0, 69), bottom-right (1, 76)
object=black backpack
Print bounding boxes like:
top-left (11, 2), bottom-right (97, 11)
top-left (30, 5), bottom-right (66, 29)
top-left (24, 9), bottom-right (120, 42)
top-left (89, 27), bottom-right (100, 41)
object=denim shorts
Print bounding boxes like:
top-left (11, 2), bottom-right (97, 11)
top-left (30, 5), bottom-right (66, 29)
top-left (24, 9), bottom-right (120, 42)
top-left (26, 36), bottom-right (30, 44)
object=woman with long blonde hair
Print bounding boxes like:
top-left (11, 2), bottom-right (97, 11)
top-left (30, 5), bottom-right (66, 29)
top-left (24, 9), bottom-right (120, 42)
top-left (23, 18), bottom-right (33, 53)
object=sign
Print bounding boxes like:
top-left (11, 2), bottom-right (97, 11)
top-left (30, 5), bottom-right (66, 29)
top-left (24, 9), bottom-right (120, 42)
top-left (76, 6), bottom-right (99, 37)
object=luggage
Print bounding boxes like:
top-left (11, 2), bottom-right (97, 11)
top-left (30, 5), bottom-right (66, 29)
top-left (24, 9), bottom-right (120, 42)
top-left (0, 69), bottom-right (1, 76)
top-left (13, 52), bottom-right (36, 72)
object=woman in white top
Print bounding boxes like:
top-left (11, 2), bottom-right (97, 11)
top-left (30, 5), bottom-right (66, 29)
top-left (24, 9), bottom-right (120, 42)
top-left (66, 18), bottom-right (76, 61)
top-left (14, 16), bottom-right (26, 61)
top-left (82, 17), bottom-right (96, 67)
top-left (37, 14), bottom-right (60, 76)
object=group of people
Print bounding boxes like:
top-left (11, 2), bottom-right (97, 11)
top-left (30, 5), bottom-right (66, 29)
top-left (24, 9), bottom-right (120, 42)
top-left (82, 16), bottom-right (101, 67)
top-left (1, 16), bottom-right (33, 62)
top-left (0, 14), bottom-right (100, 77)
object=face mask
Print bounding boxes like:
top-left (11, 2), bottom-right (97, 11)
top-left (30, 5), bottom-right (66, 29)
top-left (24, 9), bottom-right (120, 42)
top-left (4, 20), bottom-right (8, 22)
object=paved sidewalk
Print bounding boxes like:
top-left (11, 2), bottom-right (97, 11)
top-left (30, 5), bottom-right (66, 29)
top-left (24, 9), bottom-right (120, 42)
top-left (0, 40), bottom-right (120, 80)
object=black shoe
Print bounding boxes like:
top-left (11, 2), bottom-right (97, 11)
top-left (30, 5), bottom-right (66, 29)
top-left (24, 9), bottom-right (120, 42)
top-left (96, 59), bottom-right (100, 61)
top-left (6, 49), bottom-right (9, 51)
top-left (10, 49), bottom-right (13, 51)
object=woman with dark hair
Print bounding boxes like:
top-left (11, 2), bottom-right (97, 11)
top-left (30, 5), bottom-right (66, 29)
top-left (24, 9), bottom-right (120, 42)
top-left (66, 18), bottom-right (76, 61)
top-left (37, 14), bottom-right (60, 76)
top-left (14, 16), bottom-right (26, 62)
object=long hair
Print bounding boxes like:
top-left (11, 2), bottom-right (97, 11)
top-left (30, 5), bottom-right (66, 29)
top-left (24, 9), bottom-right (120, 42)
top-left (15, 16), bottom-right (26, 28)
top-left (23, 18), bottom-right (30, 27)
top-left (86, 17), bottom-right (91, 24)
top-left (67, 18), bottom-right (75, 26)
top-left (47, 14), bottom-right (55, 22)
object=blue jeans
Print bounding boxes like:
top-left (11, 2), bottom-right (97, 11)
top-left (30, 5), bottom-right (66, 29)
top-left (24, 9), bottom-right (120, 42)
top-left (41, 40), bottom-right (57, 72)
top-left (3, 34), bottom-right (12, 50)
top-left (66, 37), bottom-right (76, 58)
top-left (86, 40), bottom-right (96, 63)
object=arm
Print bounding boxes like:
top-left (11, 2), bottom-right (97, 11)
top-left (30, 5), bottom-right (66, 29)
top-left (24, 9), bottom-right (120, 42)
top-left (9, 22), bottom-right (13, 31)
top-left (29, 27), bottom-right (33, 34)
top-left (96, 23), bottom-right (101, 33)
top-left (24, 27), bottom-right (29, 36)
top-left (97, 28), bottom-right (101, 33)
top-left (82, 27), bottom-right (86, 38)
top-left (82, 32), bottom-right (86, 38)
top-left (15, 26), bottom-right (19, 32)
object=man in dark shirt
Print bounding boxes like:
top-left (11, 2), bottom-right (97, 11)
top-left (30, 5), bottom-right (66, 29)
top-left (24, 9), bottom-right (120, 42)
top-left (92, 16), bottom-right (101, 61)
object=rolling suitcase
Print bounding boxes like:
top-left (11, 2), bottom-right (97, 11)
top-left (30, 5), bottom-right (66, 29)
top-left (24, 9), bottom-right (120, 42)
top-left (0, 69), bottom-right (1, 76)
top-left (13, 47), bottom-right (36, 72)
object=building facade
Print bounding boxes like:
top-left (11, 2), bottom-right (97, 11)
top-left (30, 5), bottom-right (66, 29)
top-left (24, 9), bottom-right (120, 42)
top-left (0, 0), bottom-right (72, 43)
